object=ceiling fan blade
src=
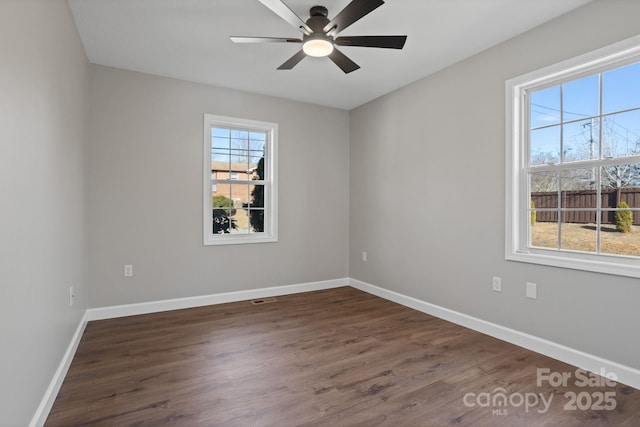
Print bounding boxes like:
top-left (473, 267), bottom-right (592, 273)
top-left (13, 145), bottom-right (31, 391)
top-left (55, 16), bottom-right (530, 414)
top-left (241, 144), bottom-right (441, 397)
top-left (335, 35), bottom-right (407, 49)
top-left (230, 36), bottom-right (302, 44)
top-left (277, 50), bottom-right (306, 70)
top-left (328, 48), bottom-right (360, 74)
top-left (323, 0), bottom-right (384, 35)
top-left (258, 0), bottom-right (312, 35)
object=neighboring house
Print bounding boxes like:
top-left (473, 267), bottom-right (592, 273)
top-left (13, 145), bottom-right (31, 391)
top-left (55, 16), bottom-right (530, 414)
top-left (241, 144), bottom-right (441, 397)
top-left (210, 161), bottom-right (258, 207)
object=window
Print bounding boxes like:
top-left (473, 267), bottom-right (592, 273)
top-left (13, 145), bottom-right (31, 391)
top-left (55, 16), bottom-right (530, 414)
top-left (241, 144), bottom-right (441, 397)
top-left (203, 114), bottom-right (277, 245)
top-left (506, 36), bottom-right (640, 277)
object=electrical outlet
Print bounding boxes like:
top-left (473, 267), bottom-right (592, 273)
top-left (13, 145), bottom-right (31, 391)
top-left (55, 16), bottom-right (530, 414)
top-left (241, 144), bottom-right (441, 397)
top-left (69, 286), bottom-right (74, 307)
top-left (362, 251), bottom-right (367, 262)
top-left (492, 277), bottom-right (502, 292)
top-left (124, 264), bottom-right (133, 278)
top-left (526, 282), bottom-right (537, 299)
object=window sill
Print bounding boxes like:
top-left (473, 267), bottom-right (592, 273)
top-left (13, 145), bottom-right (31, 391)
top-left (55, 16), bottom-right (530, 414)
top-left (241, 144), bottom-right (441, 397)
top-left (506, 249), bottom-right (640, 278)
top-left (204, 234), bottom-right (277, 246)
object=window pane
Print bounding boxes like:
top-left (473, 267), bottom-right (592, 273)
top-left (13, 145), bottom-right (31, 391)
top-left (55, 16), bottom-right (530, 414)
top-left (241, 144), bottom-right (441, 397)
top-left (601, 201), bottom-right (639, 255)
top-left (562, 120), bottom-right (599, 162)
top-left (212, 128), bottom-right (230, 149)
top-left (212, 137), bottom-right (229, 150)
top-left (530, 86), bottom-right (560, 128)
top-left (600, 166), bottom-right (640, 229)
top-left (229, 183), bottom-right (250, 207)
top-left (561, 209), bottom-right (597, 225)
top-left (530, 215), bottom-right (558, 249)
top-left (211, 150), bottom-right (230, 165)
top-left (231, 130), bottom-right (249, 147)
top-left (530, 171), bottom-right (558, 212)
top-left (601, 110), bottom-right (640, 159)
top-left (230, 151), bottom-right (249, 165)
top-left (247, 208), bottom-right (264, 233)
top-left (602, 61), bottom-right (640, 114)
top-left (601, 163), bottom-right (640, 190)
top-left (229, 184), bottom-right (261, 234)
top-left (229, 209), bottom-right (250, 234)
top-left (212, 192), bottom-right (233, 209)
top-left (560, 168), bottom-right (596, 208)
top-left (600, 221), bottom-right (640, 256)
top-left (247, 183), bottom-right (264, 208)
top-left (213, 127), bottom-right (230, 138)
top-left (560, 214), bottom-right (597, 253)
top-left (249, 132), bottom-right (266, 148)
top-left (530, 126), bottom-right (560, 165)
top-left (213, 209), bottom-right (236, 234)
top-left (249, 156), bottom-right (263, 179)
top-left (563, 74), bottom-right (599, 121)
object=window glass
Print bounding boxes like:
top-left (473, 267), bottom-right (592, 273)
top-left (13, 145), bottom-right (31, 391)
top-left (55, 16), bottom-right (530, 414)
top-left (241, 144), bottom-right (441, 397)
top-left (563, 74), bottom-right (600, 121)
top-left (602, 61), bottom-right (640, 114)
top-left (530, 86), bottom-right (560, 128)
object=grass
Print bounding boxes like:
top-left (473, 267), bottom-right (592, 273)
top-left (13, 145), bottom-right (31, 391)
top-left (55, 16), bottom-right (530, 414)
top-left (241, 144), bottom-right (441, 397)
top-left (531, 222), bottom-right (640, 256)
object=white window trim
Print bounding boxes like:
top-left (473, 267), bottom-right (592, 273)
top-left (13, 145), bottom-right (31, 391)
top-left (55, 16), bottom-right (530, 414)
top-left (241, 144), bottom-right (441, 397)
top-left (203, 114), bottom-right (278, 246)
top-left (505, 35), bottom-right (640, 278)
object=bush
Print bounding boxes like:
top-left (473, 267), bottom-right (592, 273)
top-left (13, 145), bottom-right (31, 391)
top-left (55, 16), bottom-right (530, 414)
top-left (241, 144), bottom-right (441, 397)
top-left (530, 200), bottom-right (537, 226)
top-left (212, 194), bottom-right (235, 216)
top-left (615, 201), bottom-right (633, 233)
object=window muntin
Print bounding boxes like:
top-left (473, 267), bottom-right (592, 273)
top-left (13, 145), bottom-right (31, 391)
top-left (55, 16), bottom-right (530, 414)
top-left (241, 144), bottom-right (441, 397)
top-left (506, 36), bottom-right (640, 277)
top-left (203, 115), bottom-right (277, 245)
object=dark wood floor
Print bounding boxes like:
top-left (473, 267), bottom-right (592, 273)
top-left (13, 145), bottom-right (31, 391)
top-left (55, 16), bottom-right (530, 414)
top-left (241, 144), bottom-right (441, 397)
top-left (46, 287), bottom-right (639, 426)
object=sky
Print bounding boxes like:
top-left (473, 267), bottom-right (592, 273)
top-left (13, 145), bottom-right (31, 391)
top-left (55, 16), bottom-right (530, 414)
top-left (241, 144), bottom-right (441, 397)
top-left (529, 60), bottom-right (640, 165)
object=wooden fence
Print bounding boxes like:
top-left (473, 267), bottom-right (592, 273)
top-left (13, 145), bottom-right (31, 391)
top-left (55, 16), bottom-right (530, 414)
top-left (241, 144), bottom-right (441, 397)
top-left (531, 188), bottom-right (640, 225)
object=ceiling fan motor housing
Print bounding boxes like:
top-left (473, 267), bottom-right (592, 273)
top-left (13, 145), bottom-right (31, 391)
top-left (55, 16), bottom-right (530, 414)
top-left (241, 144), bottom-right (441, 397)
top-left (303, 5), bottom-right (334, 51)
top-left (306, 6), bottom-right (331, 34)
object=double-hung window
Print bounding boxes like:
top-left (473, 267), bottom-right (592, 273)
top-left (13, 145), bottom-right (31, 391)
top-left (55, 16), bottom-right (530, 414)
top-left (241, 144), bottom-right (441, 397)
top-left (506, 36), bottom-right (640, 277)
top-left (203, 114), bottom-right (277, 245)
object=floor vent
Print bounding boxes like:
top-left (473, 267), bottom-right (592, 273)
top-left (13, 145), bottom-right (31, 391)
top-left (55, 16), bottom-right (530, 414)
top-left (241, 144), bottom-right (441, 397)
top-left (251, 297), bottom-right (278, 305)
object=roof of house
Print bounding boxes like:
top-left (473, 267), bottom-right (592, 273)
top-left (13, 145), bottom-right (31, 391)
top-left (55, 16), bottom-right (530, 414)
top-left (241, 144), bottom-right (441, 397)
top-left (211, 161), bottom-right (257, 173)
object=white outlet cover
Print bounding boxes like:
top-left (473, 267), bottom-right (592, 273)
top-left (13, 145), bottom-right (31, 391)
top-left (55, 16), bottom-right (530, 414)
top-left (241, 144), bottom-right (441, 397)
top-left (492, 277), bottom-right (502, 292)
top-left (526, 282), bottom-right (537, 299)
top-left (124, 264), bottom-right (133, 277)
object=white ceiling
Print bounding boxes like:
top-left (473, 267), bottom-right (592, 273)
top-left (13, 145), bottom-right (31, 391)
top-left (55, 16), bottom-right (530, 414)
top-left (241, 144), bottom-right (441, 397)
top-left (67, 0), bottom-right (591, 110)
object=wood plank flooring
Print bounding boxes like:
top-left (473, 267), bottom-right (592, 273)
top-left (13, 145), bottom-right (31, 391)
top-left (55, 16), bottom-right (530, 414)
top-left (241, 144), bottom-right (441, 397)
top-left (46, 287), bottom-right (639, 426)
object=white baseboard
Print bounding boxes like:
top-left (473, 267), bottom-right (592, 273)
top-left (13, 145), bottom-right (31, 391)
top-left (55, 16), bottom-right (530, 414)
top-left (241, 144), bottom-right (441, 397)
top-left (29, 311), bottom-right (88, 427)
top-left (87, 278), bottom-right (348, 321)
top-left (349, 278), bottom-right (640, 391)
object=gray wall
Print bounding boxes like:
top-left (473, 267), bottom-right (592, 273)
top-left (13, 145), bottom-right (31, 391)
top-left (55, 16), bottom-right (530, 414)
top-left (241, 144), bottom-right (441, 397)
top-left (88, 65), bottom-right (350, 307)
top-left (350, 0), bottom-right (640, 370)
top-left (0, 1), bottom-right (89, 425)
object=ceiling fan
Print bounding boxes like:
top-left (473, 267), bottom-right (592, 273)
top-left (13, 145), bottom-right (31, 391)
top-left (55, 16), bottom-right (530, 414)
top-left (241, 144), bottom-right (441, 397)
top-left (230, 0), bottom-right (407, 74)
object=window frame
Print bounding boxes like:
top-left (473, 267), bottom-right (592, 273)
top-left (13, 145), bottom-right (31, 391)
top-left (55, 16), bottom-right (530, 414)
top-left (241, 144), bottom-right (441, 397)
top-left (506, 35), bottom-right (640, 278)
top-left (203, 114), bottom-right (278, 246)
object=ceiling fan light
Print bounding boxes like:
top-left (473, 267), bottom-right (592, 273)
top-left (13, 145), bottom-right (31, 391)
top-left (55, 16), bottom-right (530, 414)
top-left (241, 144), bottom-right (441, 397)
top-left (303, 38), bottom-right (334, 57)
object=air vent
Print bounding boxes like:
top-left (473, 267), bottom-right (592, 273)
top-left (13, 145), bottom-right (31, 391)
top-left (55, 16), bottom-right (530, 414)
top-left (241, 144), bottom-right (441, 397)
top-left (251, 297), bottom-right (278, 305)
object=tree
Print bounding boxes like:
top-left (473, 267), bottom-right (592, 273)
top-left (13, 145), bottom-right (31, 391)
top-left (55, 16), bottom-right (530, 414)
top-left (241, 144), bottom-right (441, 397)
top-left (602, 164), bottom-right (640, 189)
top-left (531, 116), bottom-right (640, 191)
top-left (245, 157), bottom-right (264, 232)
top-left (591, 116), bottom-right (640, 188)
